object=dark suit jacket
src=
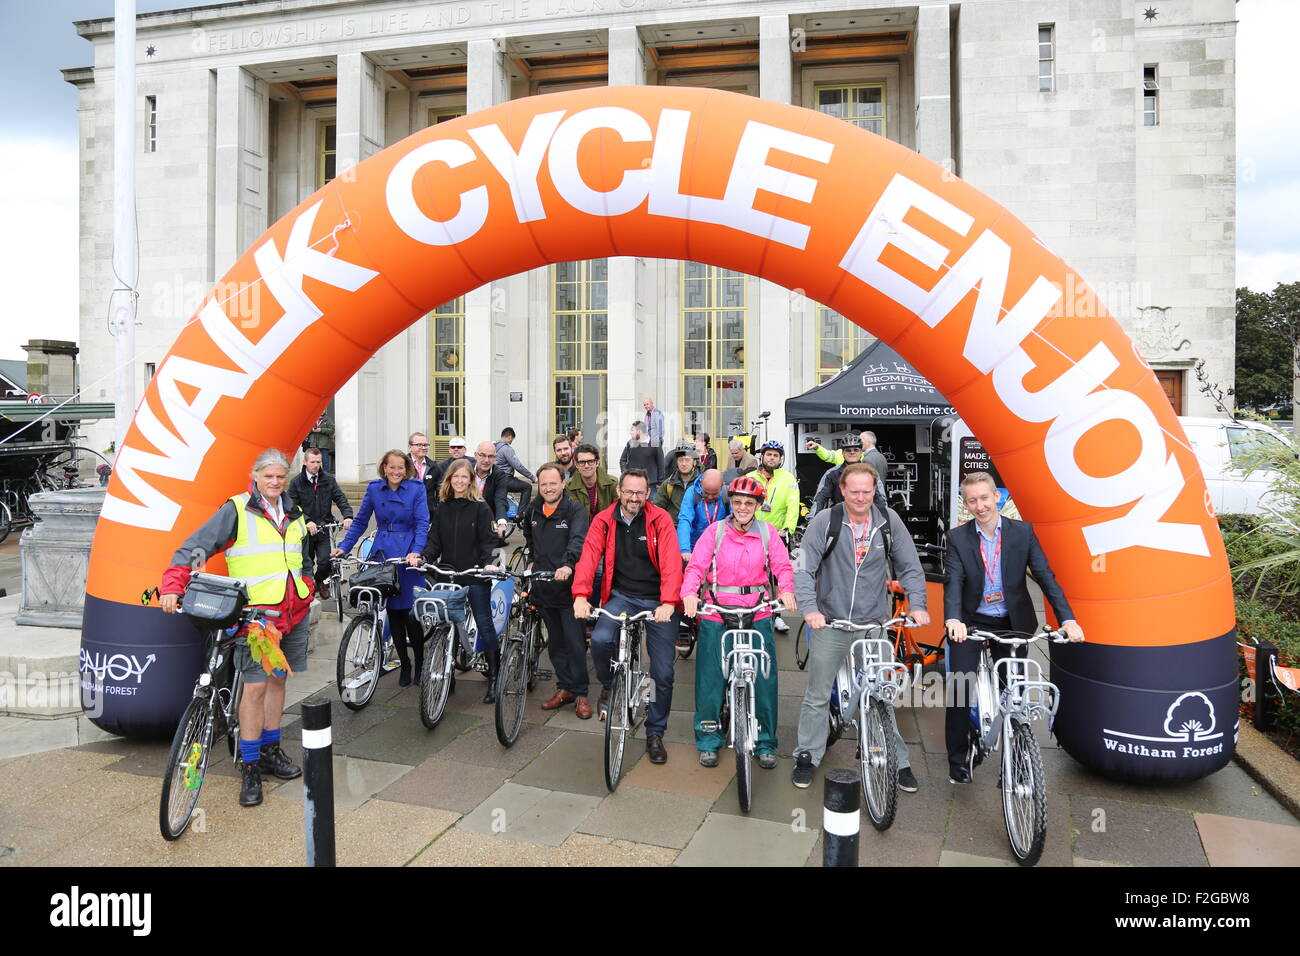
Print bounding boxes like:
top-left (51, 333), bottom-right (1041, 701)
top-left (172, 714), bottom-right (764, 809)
top-left (413, 455), bottom-right (440, 515)
top-left (943, 517), bottom-right (1074, 635)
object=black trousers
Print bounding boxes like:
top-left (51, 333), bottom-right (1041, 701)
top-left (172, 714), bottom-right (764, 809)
top-left (944, 614), bottom-right (1027, 767)
top-left (307, 530), bottom-right (332, 583)
top-left (503, 475), bottom-right (532, 515)
top-left (540, 605), bottom-right (589, 696)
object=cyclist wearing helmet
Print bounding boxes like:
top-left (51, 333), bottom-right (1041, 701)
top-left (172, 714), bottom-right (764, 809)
top-left (752, 440), bottom-right (799, 632)
top-left (682, 475), bottom-right (796, 769)
top-left (653, 444), bottom-right (700, 522)
top-left (812, 434), bottom-right (865, 512)
top-left (807, 431), bottom-right (888, 510)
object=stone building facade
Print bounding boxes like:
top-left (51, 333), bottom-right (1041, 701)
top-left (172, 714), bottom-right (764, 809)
top-left (66, 0), bottom-right (1237, 482)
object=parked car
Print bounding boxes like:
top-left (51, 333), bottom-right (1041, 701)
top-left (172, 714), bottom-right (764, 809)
top-left (1178, 416), bottom-right (1294, 516)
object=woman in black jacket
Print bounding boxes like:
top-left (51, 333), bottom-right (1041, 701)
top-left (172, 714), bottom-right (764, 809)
top-left (423, 459), bottom-right (503, 701)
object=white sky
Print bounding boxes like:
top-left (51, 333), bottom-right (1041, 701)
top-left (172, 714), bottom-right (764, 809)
top-left (0, 0), bottom-right (1295, 364)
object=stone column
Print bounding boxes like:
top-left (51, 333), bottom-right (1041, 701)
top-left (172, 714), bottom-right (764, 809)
top-left (214, 66), bottom-right (269, 277)
top-left (914, 2), bottom-right (954, 168)
top-left (463, 39), bottom-right (509, 445)
top-left (332, 53), bottom-right (386, 482)
top-left (758, 15), bottom-right (794, 458)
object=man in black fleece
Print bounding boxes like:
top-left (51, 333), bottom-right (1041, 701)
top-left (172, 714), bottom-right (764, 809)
top-left (289, 448), bottom-right (353, 598)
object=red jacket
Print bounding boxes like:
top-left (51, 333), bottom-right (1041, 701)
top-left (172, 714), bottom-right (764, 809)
top-left (572, 501), bottom-right (683, 607)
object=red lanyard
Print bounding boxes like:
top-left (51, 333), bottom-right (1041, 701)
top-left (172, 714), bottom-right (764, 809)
top-left (978, 527), bottom-right (1001, 587)
top-left (703, 499), bottom-right (721, 524)
top-left (850, 517), bottom-right (872, 556)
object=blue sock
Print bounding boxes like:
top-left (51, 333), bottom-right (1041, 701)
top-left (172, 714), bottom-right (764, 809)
top-left (261, 728), bottom-right (280, 748)
top-left (239, 739), bottom-right (261, 766)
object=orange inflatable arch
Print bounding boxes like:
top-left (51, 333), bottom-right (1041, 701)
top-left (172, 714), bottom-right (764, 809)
top-left (82, 86), bottom-right (1237, 782)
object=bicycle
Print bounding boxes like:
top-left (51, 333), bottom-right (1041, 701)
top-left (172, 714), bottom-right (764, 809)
top-left (158, 580), bottom-right (280, 840)
top-left (334, 556), bottom-right (410, 710)
top-left (697, 600), bottom-right (781, 813)
top-left (675, 555), bottom-right (698, 659)
top-left (318, 521), bottom-right (347, 623)
top-left (961, 626), bottom-right (1077, 866)
top-left (414, 565), bottom-right (512, 730)
top-left (494, 568), bottom-right (556, 746)
top-left (588, 607), bottom-right (656, 792)
top-left (819, 617), bottom-right (913, 830)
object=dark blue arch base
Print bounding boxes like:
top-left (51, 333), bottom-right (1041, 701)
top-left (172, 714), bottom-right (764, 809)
top-left (81, 595), bottom-right (204, 740)
top-left (1050, 631), bottom-right (1238, 783)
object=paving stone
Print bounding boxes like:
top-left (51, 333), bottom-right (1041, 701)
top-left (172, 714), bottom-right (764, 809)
top-left (376, 756), bottom-right (510, 814)
top-left (714, 754), bottom-right (825, 827)
top-left (631, 708), bottom-right (695, 746)
top-left (578, 786), bottom-right (712, 849)
top-left (0, 716), bottom-right (80, 759)
top-left (1073, 857), bottom-right (1131, 866)
top-left (270, 754), bottom-right (412, 809)
top-left (336, 800), bottom-right (460, 865)
top-left (410, 828), bottom-right (677, 866)
top-left (283, 695), bottom-right (400, 746)
top-left (807, 827), bottom-right (945, 867)
top-left (437, 722), bottom-right (562, 773)
top-left (1037, 748), bottom-right (1172, 806)
top-left (542, 702), bottom-right (603, 733)
top-left (1155, 762), bottom-right (1300, 826)
top-left (0, 747), bottom-right (122, 810)
top-left (335, 708), bottom-right (479, 765)
top-left (912, 703), bottom-right (948, 755)
top-left (939, 850), bottom-right (1017, 867)
top-left (1069, 797), bottom-right (1208, 867)
top-left (676, 811), bottom-right (819, 866)
top-left (458, 781), bottom-right (601, 845)
top-left (776, 695), bottom-right (803, 727)
top-left (101, 741), bottom-right (173, 778)
top-left (779, 668), bottom-right (809, 699)
top-left (943, 775), bottom-right (1073, 866)
top-left (1194, 813), bottom-right (1300, 866)
top-left (666, 676), bottom-right (695, 711)
top-left (622, 740), bottom-right (734, 799)
top-left (512, 730), bottom-right (614, 797)
top-left (894, 706), bottom-right (921, 745)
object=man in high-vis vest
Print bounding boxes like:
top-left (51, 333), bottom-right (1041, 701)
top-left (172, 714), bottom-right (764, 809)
top-left (161, 448), bottom-right (314, 809)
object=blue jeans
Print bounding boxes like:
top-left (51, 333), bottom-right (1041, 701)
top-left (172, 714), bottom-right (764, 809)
top-left (466, 582), bottom-right (498, 653)
top-left (590, 590), bottom-right (677, 738)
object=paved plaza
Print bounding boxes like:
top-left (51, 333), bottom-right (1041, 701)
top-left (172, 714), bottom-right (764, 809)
top-left (3, 602), bottom-right (1299, 868)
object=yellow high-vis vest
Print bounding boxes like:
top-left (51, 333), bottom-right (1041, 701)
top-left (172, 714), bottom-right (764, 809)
top-left (223, 493), bottom-right (310, 605)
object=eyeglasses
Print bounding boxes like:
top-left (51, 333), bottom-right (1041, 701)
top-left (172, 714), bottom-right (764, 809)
top-left (576, 458), bottom-right (597, 466)
top-left (476, 453), bottom-right (496, 460)
top-left (621, 491), bottom-right (647, 499)
top-left (410, 443), bottom-right (428, 448)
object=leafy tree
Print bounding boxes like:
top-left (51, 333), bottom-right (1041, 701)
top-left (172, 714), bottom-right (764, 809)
top-left (1234, 285), bottom-right (1296, 410)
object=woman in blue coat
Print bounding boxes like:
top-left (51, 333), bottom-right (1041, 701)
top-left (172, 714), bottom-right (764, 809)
top-left (333, 449), bottom-right (430, 686)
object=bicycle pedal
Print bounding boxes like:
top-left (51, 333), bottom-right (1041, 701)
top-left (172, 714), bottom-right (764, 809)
top-left (533, 669), bottom-right (553, 681)
top-left (698, 720), bottom-right (720, 734)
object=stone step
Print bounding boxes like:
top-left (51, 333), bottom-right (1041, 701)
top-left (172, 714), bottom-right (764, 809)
top-left (339, 482), bottom-right (367, 512)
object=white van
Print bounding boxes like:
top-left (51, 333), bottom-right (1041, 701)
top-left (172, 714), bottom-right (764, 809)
top-left (1177, 416), bottom-right (1294, 516)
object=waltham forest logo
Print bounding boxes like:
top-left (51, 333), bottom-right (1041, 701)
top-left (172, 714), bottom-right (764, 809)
top-left (1101, 692), bottom-right (1229, 760)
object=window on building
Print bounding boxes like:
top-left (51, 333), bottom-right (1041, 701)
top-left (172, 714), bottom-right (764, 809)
top-left (812, 85), bottom-right (882, 378)
top-left (429, 297), bottom-right (465, 459)
top-left (1039, 24), bottom-right (1055, 92)
top-left (318, 121), bottom-right (336, 188)
top-left (1143, 65), bottom-right (1160, 126)
top-left (814, 84), bottom-right (885, 136)
top-left (145, 95), bottom-right (157, 153)
top-left (428, 107), bottom-right (465, 126)
top-left (552, 259), bottom-right (608, 456)
top-left (681, 262), bottom-right (746, 447)
top-left (144, 362), bottom-right (156, 383)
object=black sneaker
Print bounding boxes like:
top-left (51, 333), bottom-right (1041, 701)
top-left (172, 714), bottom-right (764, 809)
top-left (948, 765), bottom-right (972, 785)
top-left (792, 750), bottom-right (814, 789)
top-left (258, 743), bottom-right (302, 781)
top-left (239, 761), bottom-right (263, 807)
top-left (898, 767), bottom-right (919, 792)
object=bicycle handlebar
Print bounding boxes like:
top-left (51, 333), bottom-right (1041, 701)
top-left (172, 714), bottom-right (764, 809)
top-left (965, 627), bottom-right (1080, 646)
top-left (823, 616), bottom-right (915, 632)
top-left (698, 600), bottom-right (785, 622)
top-left (587, 607), bottom-right (656, 624)
top-left (420, 563), bottom-right (510, 581)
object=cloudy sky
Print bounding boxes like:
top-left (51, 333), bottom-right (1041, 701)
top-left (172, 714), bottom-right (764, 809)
top-left (0, 0), bottom-right (1296, 363)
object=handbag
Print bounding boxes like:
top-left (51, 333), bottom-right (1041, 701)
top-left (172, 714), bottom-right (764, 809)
top-left (349, 553), bottom-right (401, 596)
top-left (181, 573), bottom-right (248, 629)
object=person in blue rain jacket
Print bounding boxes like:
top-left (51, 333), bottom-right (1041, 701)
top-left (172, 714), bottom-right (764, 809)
top-left (333, 449), bottom-right (430, 686)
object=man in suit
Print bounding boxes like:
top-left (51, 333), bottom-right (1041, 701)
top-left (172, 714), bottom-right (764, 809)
top-left (408, 432), bottom-right (440, 516)
top-left (943, 471), bottom-right (1084, 783)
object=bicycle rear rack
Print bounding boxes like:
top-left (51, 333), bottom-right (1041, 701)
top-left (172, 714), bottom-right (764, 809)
top-left (849, 637), bottom-right (909, 703)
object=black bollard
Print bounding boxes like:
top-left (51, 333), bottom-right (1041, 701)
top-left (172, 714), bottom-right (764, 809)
top-left (301, 699), bottom-right (335, 867)
top-left (823, 768), bottom-right (861, 867)
top-left (1255, 641), bottom-right (1278, 733)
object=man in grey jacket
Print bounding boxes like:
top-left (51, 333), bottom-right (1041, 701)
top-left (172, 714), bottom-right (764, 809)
top-left (494, 427), bottom-right (535, 517)
top-left (791, 463), bottom-right (930, 791)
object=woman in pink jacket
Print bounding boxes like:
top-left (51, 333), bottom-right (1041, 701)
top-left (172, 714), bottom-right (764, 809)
top-left (682, 475), bottom-right (797, 768)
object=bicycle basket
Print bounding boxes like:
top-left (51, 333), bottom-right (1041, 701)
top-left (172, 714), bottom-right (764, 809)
top-left (181, 573), bottom-right (248, 629)
top-left (350, 558), bottom-right (400, 595)
top-left (414, 585), bottom-right (467, 624)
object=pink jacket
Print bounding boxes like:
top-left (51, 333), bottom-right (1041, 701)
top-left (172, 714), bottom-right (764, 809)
top-left (681, 519), bottom-right (795, 623)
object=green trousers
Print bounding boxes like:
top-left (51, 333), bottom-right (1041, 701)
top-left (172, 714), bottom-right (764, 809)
top-left (694, 617), bottom-right (778, 755)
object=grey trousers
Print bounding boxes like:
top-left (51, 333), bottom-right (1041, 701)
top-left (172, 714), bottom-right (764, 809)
top-left (795, 624), bottom-right (910, 769)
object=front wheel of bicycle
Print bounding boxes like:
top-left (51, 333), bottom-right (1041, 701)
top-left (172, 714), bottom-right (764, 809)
top-left (333, 575), bottom-right (345, 623)
top-left (794, 620), bottom-right (810, 671)
top-left (860, 697), bottom-right (899, 831)
top-left (159, 696), bottom-right (212, 840)
top-left (524, 616), bottom-right (543, 692)
top-left (420, 625), bottom-right (455, 729)
top-left (0, 499), bottom-right (12, 546)
top-left (733, 680), bottom-right (753, 814)
top-left (603, 669), bottom-right (629, 792)
top-left (507, 546), bottom-right (529, 575)
top-left (1003, 720), bottom-right (1048, 866)
top-left (676, 619), bottom-right (696, 660)
top-left (494, 637), bottom-right (528, 746)
top-left (337, 615), bottom-right (381, 711)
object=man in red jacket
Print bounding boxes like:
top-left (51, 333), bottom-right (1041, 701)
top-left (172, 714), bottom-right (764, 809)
top-left (573, 468), bottom-right (682, 765)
